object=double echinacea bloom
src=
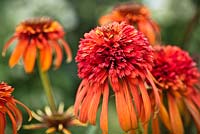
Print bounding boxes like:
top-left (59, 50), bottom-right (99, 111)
top-left (74, 22), bottom-right (160, 133)
top-left (150, 45), bottom-right (200, 134)
top-left (0, 82), bottom-right (31, 134)
top-left (2, 17), bottom-right (72, 73)
top-left (99, 3), bottom-right (160, 45)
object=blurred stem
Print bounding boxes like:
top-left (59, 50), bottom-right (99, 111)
top-left (38, 61), bottom-right (56, 112)
top-left (182, 7), bottom-right (200, 49)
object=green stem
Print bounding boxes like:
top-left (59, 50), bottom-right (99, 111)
top-left (38, 62), bottom-right (56, 112)
top-left (136, 120), bottom-right (144, 134)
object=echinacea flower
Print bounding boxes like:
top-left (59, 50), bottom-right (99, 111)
top-left (2, 17), bottom-right (72, 73)
top-left (99, 3), bottom-right (160, 45)
top-left (0, 82), bottom-right (32, 134)
top-left (150, 45), bottom-right (200, 134)
top-left (24, 103), bottom-right (86, 134)
top-left (74, 22), bottom-right (160, 134)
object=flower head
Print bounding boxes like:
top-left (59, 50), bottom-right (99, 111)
top-left (0, 82), bottom-right (32, 134)
top-left (99, 3), bottom-right (160, 45)
top-left (150, 45), bottom-right (200, 134)
top-left (75, 22), bottom-right (160, 133)
top-left (2, 17), bottom-right (72, 73)
top-left (24, 103), bottom-right (86, 134)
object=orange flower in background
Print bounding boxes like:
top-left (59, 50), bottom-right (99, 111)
top-left (24, 103), bottom-right (86, 134)
top-left (99, 3), bottom-right (160, 45)
top-left (150, 45), bottom-right (200, 134)
top-left (0, 82), bottom-right (32, 134)
top-left (74, 22), bottom-right (160, 134)
top-left (2, 17), bottom-right (72, 73)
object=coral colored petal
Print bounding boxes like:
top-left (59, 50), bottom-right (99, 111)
top-left (168, 94), bottom-right (184, 134)
top-left (5, 107), bottom-right (17, 134)
top-left (146, 70), bottom-right (161, 113)
top-left (74, 81), bottom-right (88, 116)
top-left (40, 44), bottom-right (52, 72)
top-left (184, 98), bottom-right (200, 131)
top-left (159, 103), bottom-right (171, 130)
top-left (152, 118), bottom-right (160, 134)
top-left (9, 39), bottom-right (28, 68)
top-left (51, 41), bottom-right (63, 68)
top-left (23, 39), bottom-right (37, 73)
top-left (7, 101), bottom-right (22, 130)
top-left (88, 87), bottom-right (101, 124)
top-left (100, 83), bottom-right (109, 134)
top-left (115, 90), bottom-right (132, 131)
top-left (129, 79), bottom-right (141, 116)
top-left (123, 80), bottom-right (138, 129)
top-left (138, 79), bottom-right (151, 123)
top-left (2, 36), bottom-right (17, 56)
top-left (60, 39), bottom-right (72, 63)
top-left (78, 86), bottom-right (94, 123)
top-left (138, 21), bottom-right (156, 45)
top-left (0, 112), bottom-right (6, 134)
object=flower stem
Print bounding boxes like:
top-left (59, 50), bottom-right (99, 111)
top-left (38, 62), bottom-right (56, 112)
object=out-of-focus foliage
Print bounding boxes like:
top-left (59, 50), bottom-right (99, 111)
top-left (0, 0), bottom-right (199, 133)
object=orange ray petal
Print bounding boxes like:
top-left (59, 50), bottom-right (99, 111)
top-left (74, 81), bottom-right (88, 116)
top-left (23, 39), bottom-right (37, 73)
top-left (159, 103), bottom-right (171, 130)
top-left (129, 79), bottom-right (141, 117)
top-left (115, 89), bottom-right (132, 131)
top-left (152, 118), bottom-right (160, 134)
top-left (123, 79), bottom-right (138, 129)
top-left (60, 39), bottom-right (72, 63)
top-left (40, 44), bottom-right (52, 72)
top-left (78, 86), bottom-right (94, 123)
top-left (0, 112), bottom-right (6, 134)
top-left (15, 99), bottom-right (32, 121)
top-left (9, 39), bottom-right (28, 68)
top-left (5, 107), bottom-right (17, 134)
top-left (6, 101), bottom-right (22, 130)
top-left (2, 36), bottom-right (17, 56)
top-left (184, 98), bottom-right (200, 131)
top-left (100, 83), bottom-right (109, 134)
top-left (168, 94), bottom-right (184, 134)
top-left (88, 85), bottom-right (101, 124)
top-left (51, 41), bottom-right (63, 69)
top-left (138, 79), bottom-right (151, 123)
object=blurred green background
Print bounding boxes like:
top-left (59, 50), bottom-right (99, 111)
top-left (0, 0), bottom-right (199, 133)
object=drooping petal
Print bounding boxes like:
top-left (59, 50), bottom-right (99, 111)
top-left (138, 79), bottom-right (151, 123)
top-left (115, 89), bottom-right (132, 132)
top-left (0, 112), bottom-right (6, 134)
top-left (123, 79), bottom-right (138, 129)
top-left (23, 39), bottom-right (37, 73)
top-left (184, 98), bottom-right (200, 131)
top-left (5, 107), bottom-right (17, 134)
top-left (60, 39), bottom-right (72, 63)
top-left (74, 80), bottom-right (89, 116)
top-left (168, 94), bottom-right (184, 134)
top-left (6, 101), bottom-right (23, 130)
top-left (40, 44), bottom-right (52, 72)
top-left (51, 40), bottom-right (63, 69)
top-left (9, 39), bottom-right (28, 68)
top-left (159, 103), bottom-right (171, 130)
top-left (152, 118), bottom-right (160, 134)
top-left (88, 84), bottom-right (101, 124)
top-left (2, 36), bottom-right (17, 56)
top-left (100, 83), bottom-right (109, 134)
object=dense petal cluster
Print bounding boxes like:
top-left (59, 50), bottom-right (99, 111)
top-left (2, 17), bottom-right (72, 73)
top-left (75, 22), bottom-right (160, 133)
top-left (24, 103), bottom-right (86, 134)
top-left (0, 82), bottom-right (31, 134)
top-left (150, 45), bottom-right (200, 134)
top-left (99, 3), bottom-right (160, 45)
